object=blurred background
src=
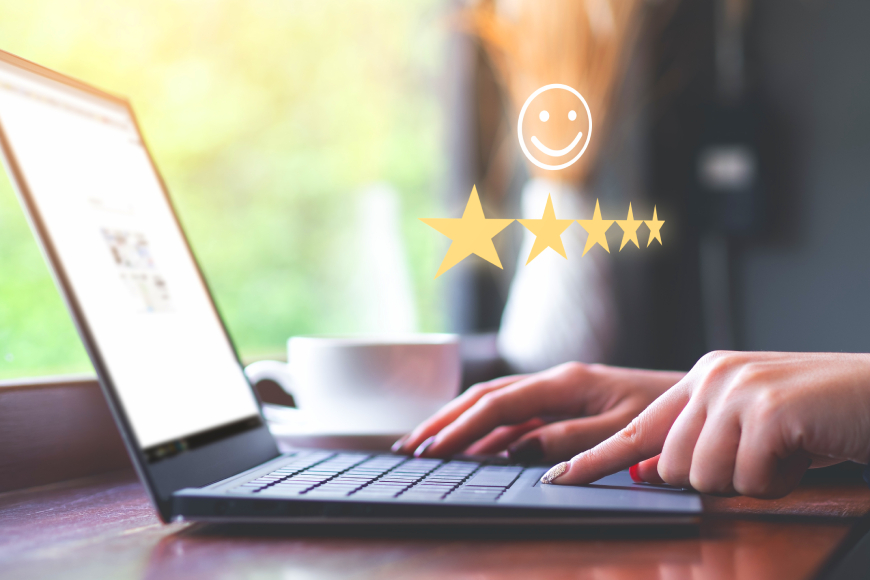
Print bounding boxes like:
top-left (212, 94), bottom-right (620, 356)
top-left (2, 0), bottom-right (870, 381)
top-left (0, 0), bottom-right (450, 378)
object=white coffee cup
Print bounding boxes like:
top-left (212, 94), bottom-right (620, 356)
top-left (245, 334), bottom-right (460, 434)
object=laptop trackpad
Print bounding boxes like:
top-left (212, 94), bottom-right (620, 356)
top-left (503, 469), bottom-right (702, 513)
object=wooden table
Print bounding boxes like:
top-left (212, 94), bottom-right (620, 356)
top-left (2, 464), bottom-right (870, 580)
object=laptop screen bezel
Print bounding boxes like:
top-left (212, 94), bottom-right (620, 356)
top-left (0, 50), bottom-right (280, 522)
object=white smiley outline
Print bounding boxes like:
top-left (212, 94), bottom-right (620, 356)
top-left (517, 84), bottom-right (592, 171)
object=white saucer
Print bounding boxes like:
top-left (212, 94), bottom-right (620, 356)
top-left (262, 404), bottom-right (419, 436)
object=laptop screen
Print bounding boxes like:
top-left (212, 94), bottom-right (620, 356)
top-left (0, 59), bottom-right (261, 456)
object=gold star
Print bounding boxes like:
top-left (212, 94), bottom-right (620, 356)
top-left (645, 206), bottom-right (664, 247)
top-left (615, 203), bottom-right (643, 251)
top-left (517, 194), bottom-right (575, 264)
top-left (421, 185), bottom-right (514, 278)
top-left (577, 199), bottom-right (614, 255)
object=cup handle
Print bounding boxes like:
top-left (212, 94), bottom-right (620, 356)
top-left (244, 360), bottom-right (296, 401)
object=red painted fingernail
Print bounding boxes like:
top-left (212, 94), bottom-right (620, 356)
top-left (629, 463), bottom-right (642, 483)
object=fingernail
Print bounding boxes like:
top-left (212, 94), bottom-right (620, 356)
top-left (391, 435), bottom-right (409, 453)
top-left (540, 462), bottom-right (569, 485)
top-left (629, 463), bottom-right (641, 483)
top-left (413, 436), bottom-right (437, 458)
top-left (507, 438), bottom-right (544, 464)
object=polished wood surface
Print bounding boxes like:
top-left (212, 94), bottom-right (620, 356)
top-left (2, 466), bottom-right (869, 580)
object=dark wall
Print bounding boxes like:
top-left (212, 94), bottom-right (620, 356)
top-left (647, 0), bottom-right (870, 366)
top-left (735, 0), bottom-right (870, 353)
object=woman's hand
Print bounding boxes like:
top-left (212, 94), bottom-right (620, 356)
top-left (543, 351), bottom-right (870, 498)
top-left (393, 362), bottom-right (684, 464)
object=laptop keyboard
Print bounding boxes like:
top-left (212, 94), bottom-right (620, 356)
top-left (229, 452), bottom-right (526, 502)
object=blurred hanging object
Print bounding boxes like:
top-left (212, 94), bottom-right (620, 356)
top-left (352, 184), bottom-right (419, 334)
top-left (696, 0), bottom-right (762, 351)
top-left (460, 0), bottom-right (644, 371)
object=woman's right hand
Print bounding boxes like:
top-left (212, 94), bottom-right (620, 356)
top-left (392, 362), bottom-right (685, 464)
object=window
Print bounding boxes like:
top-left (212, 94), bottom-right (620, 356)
top-left (0, 0), bottom-right (449, 379)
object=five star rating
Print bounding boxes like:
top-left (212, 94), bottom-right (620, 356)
top-left (422, 186), bottom-right (664, 278)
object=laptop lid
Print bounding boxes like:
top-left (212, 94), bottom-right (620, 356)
top-left (0, 50), bottom-right (279, 521)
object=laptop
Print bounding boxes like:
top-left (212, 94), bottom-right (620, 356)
top-left (0, 50), bottom-right (701, 526)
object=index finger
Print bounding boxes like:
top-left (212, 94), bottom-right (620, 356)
top-left (544, 385), bottom-right (691, 485)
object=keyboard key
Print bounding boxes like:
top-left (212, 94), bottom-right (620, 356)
top-left (305, 489), bottom-right (354, 496)
top-left (257, 487), bottom-right (307, 496)
top-left (278, 484), bottom-right (320, 489)
top-left (446, 495), bottom-right (501, 503)
top-left (319, 482), bottom-right (360, 487)
top-left (353, 490), bottom-right (400, 497)
top-left (454, 488), bottom-right (503, 494)
top-left (363, 486), bottom-right (408, 492)
top-left (463, 467), bottom-right (523, 488)
top-left (447, 489), bottom-right (503, 500)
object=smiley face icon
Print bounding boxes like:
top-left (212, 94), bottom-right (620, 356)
top-left (517, 84), bottom-right (592, 171)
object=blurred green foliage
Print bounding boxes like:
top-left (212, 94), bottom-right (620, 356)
top-left (0, 0), bottom-right (450, 379)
